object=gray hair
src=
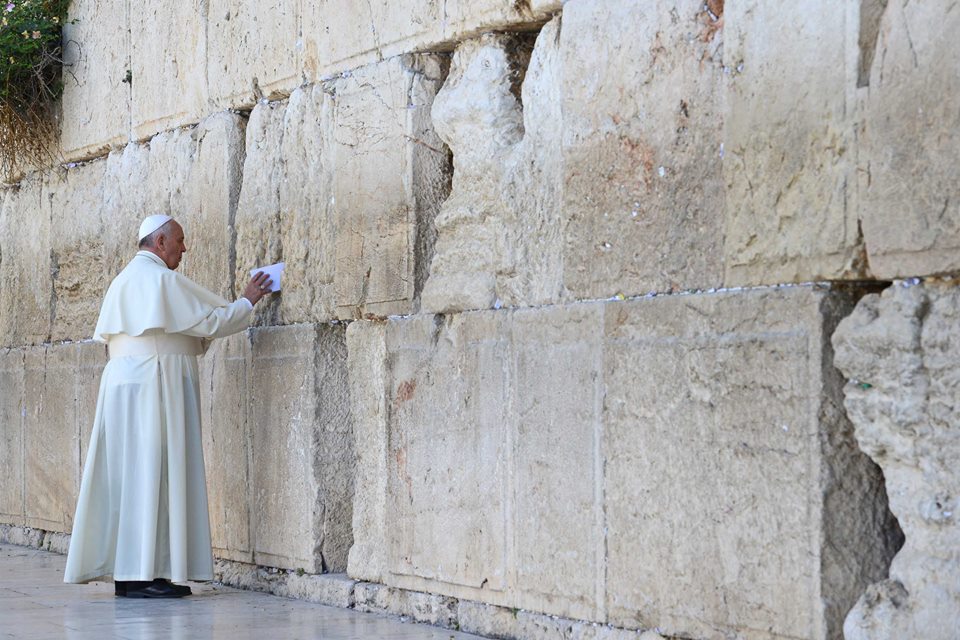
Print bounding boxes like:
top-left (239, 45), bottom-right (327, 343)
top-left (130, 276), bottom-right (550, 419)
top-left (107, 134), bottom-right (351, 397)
top-left (138, 220), bottom-right (174, 248)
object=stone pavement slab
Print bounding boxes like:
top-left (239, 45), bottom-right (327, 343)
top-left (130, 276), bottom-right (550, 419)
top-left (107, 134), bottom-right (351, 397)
top-left (0, 544), bottom-right (485, 640)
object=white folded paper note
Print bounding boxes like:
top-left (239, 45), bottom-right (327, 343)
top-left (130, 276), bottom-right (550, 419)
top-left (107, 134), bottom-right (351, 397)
top-left (249, 262), bottom-right (285, 292)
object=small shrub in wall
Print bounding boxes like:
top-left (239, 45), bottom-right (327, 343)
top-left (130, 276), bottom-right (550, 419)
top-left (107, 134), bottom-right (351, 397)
top-left (0, 0), bottom-right (70, 181)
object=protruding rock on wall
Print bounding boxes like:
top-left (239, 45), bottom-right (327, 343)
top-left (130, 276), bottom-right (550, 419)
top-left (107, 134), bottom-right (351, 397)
top-left (834, 282), bottom-right (960, 639)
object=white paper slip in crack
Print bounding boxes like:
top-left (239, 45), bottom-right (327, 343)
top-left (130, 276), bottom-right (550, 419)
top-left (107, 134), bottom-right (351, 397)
top-left (249, 262), bottom-right (285, 292)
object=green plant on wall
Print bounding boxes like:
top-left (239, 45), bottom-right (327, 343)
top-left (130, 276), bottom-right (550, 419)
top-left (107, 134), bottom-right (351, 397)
top-left (0, 0), bottom-right (70, 181)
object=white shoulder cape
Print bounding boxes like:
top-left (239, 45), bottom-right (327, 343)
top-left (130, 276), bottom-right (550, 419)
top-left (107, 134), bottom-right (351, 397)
top-left (93, 251), bottom-right (231, 343)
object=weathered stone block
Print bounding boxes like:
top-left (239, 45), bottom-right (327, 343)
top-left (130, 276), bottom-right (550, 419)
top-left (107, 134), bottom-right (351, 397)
top-left (206, 0), bottom-right (298, 109)
top-left (859, 2), bottom-right (960, 279)
top-left (200, 333), bottom-right (252, 563)
top-left (603, 287), bottom-right (897, 639)
top-left (48, 162), bottom-right (108, 342)
top-left (834, 282), bottom-right (960, 639)
top-left (100, 145), bottom-right (152, 282)
top-left (0, 349), bottom-right (24, 526)
top-left (0, 176), bottom-right (51, 346)
top-left (723, 0), bottom-right (863, 285)
top-left (331, 55), bottom-right (450, 319)
top-left (129, 2), bottom-right (207, 141)
top-left (351, 287), bottom-right (899, 637)
top-left (562, 0), bottom-right (724, 299)
top-left (249, 324), bottom-right (352, 572)
top-left (23, 345), bottom-right (80, 533)
top-left (422, 29), bottom-right (561, 313)
top-left (301, 0), bottom-right (560, 82)
top-left (59, 0), bottom-right (130, 161)
top-left (234, 102), bottom-right (285, 326)
top-left (77, 342), bottom-right (107, 467)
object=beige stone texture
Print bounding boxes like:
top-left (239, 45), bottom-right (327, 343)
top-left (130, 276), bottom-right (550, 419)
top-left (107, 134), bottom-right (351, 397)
top-left (859, 2), bottom-right (960, 279)
top-left (345, 321), bottom-right (389, 583)
top-left (59, 0), bottom-right (130, 161)
top-left (77, 342), bottom-right (107, 467)
top-left (422, 29), bottom-right (560, 313)
top-left (350, 287), bottom-right (900, 637)
top-left (100, 144), bottom-right (151, 282)
top-left (834, 282), bottom-right (960, 639)
top-left (330, 54), bottom-right (450, 320)
top-left (603, 287), bottom-right (897, 639)
top-left (200, 333), bottom-right (252, 563)
top-left (206, 0), bottom-right (298, 109)
top-left (22, 345), bottom-right (80, 533)
top-left (129, 2), bottom-right (207, 141)
top-left (248, 324), bottom-right (352, 573)
top-left (723, 0), bottom-right (864, 285)
top-left (277, 86), bottom-right (337, 324)
top-left (301, 0), bottom-right (561, 82)
top-left (234, 102), bottom-right (285, 326)
top-left (0, 176), bottom-right (51, 347)
top-left (47, 162), bottom-right (108, 342)
top-left (353, 582), bottom-right (459, 628)
top-left (215, 561), bottom-right (356, 609)
top-left (0, 349), bottom-right (24, 526)
top-left (561, 0), bottom-right (724, 299)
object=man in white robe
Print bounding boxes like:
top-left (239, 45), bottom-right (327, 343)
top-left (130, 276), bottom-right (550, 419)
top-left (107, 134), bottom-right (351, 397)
top-left (64, 214), bottom-right (272, 598)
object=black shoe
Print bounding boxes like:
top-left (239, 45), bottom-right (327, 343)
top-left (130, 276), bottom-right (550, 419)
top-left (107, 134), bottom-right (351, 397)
top-left (115, 580), bottom-right (149, 597)
top-left (123, 580), bottom-right (186, 599)
top-left (152, 578), bottom-right (191, 596)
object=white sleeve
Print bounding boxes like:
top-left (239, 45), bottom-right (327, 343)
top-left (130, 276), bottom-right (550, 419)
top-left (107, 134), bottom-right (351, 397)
top-left (180, 298), bottom-right (254, 339)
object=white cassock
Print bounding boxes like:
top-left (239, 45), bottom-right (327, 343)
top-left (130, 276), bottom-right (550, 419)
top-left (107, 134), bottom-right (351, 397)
top-left (64, 250), bottom-right (253, 583)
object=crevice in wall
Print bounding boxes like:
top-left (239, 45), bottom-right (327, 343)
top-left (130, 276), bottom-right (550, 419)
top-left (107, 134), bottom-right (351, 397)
top-left (858, 0), bottom-right (889, 87)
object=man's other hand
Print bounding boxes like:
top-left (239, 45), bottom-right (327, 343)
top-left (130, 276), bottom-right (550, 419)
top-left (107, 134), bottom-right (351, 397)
top-left (243, 271), bottom-right (274, 305)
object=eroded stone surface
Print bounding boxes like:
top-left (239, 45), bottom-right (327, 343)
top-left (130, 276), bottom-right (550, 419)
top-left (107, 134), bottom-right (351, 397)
top-left (215, 559), bottom-right (356, 608)
top-left (129, 3), bottom-right (206, 140)
top-left (330, 55), bottom-right (450, 320)
top-left (0, 350), bottom-right (24, 526)
top-left (200, 333), bottom-right (252, 563)
top-left (834, 282), bottom-right (960, 639)
top-left (723, 0), bottom-right (864, 285)
top-left (0, 176), bottom-right (51, 347)
top-left (859, 1), bottom-right (960, 279)
top-left (59, 0), bottom-right (130, 161)
top-left (248, 324), bottom-right (352, 573)
top-left (350, 288), bottom-right (899, 637)
top-left (562, 0), bottom-right (724, 298)
top-left (23, 346), bottom-right (80, 533)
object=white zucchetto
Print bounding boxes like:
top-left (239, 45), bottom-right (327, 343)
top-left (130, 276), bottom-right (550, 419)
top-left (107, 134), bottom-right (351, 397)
top-left (137, 214), bottom-right (174, 242)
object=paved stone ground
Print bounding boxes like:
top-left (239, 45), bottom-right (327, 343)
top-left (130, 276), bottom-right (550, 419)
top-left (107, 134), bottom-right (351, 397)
top-left (0, 544), bottom-right (485, 640)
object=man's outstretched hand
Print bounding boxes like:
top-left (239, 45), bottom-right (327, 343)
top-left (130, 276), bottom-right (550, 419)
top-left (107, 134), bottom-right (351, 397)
top-left (243, 271), bottom-right (274, 305)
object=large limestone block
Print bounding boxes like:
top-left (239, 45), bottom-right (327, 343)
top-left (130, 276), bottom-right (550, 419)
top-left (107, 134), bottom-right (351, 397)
top-left (351, 287), bottom-right (900, 635)
top-left (235, 103), bottom-right (285, 326)
top-left (834, 282), bottom-right (960, 639)
top-left (301, 0), bottom-right (561, 81)
top-left (129, 2), bottom-right (206, 140)
top-left (249, 324), bottom-right (353, 572)
top-left (100, 145), bottom-right (151, 281)
top-left (0, 176), bottom-right (51, 346)
top-left (603, 287), bottom-right (898, 639)
top-left (60, 0), bottom-right (130, 161)
top-left (23, 345), bottom-right (80, 533)
top-left (206, 0), bottom-right (298, 109)
top-left (277, 86), bottom-right (336, 324)
top-left (723, 0), bottom-right (863, 285)
top-left (200, 333), bottom-right (253, 563)
top-left (77, 342), bottom-right (107, 467)
top-left (422, 28), bottom-right (561, 313)
top-left (0, 349), bottom-right (24, 525)
top-left (859, 2), bottom-right (960, 279)
top-left (331, 55), bottom-right (450, 320)
top-left (48, 162), bottom-right (108, 342)
top-left (561, 0), bottom-right (724, 299)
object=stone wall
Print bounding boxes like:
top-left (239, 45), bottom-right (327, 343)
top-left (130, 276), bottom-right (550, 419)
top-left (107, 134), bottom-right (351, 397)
top-left (1, 0), bottom-right (958, 638)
